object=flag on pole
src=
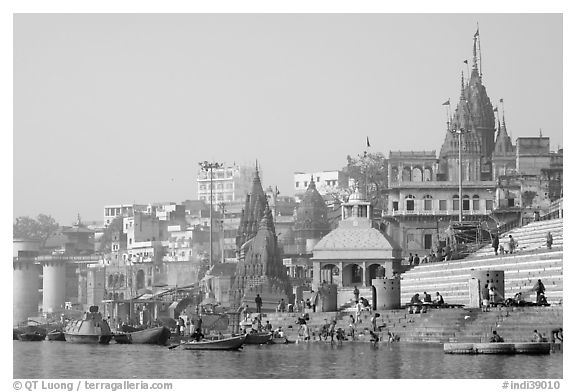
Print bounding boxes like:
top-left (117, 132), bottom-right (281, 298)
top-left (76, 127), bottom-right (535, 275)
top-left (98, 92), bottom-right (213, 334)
top-left (499, 98), bottom-right (504, 103)
top-left (463, 59), bottom-right (468, 64)
top-left (366, 137), bottom-right (371, 148)
top-left (442, 99), bottom-right (450, 106)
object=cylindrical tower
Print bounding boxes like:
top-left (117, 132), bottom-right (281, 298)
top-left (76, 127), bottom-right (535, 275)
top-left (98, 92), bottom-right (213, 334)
top-left (372, 277), bottom-right (401, 310)
top-left (13, 259), bottom-right (41, 326)
top-left (41, 257), bottom-right (67, 314)
top-left (13, 239), bottom-right (41, 326)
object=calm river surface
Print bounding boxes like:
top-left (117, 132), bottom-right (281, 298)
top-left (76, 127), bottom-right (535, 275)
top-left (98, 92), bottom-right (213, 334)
top-left (14, 340), bottom-right (562, 379)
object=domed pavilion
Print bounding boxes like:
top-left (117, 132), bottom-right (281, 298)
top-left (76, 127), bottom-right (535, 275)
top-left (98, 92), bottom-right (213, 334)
top-left (311, 188), bottom-right (402, 290)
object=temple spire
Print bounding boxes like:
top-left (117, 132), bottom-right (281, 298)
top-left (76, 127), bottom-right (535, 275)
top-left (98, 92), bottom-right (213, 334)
top-left (460, 71), bottom-right (466, 101)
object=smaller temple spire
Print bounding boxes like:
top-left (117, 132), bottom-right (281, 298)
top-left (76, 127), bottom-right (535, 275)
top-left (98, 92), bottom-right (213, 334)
top-left (460, 71), bottom-right (466, 101)
top-left (309, 175), bottom-right (316, 189)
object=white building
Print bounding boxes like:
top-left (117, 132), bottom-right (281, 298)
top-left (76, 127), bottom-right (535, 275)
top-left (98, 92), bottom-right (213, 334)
top-left (103, 204), bottom-right (147, 227)
top-left (294, 170), bottom-right (350, 201)
top-left (197, 164), bottom-right (257, 204)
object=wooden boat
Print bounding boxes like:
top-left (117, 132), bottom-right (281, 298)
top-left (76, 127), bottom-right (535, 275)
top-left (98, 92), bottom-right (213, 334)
top-left (113, 326), bottom-right (171, 345)
top-left (13, 328), bottom-right (23, 340)
top-left (17, 325), bottom-right (47, 341)
top-left (64, 306), bottom-right (113, 344)
top-left (244, 332), bottom-right (272, 345)
top-left (181, 334), bottom-right (246, 351)
top-left (268, 337), bottom-right (294, 344)
top-left (444, 342), bottom-right (550, 355)
top-left (513, 342), bottom-right (551, 355)
top-left (19, 331), bottom-right (47, 341)
top-left (46, 329), bottom-right (66, 341)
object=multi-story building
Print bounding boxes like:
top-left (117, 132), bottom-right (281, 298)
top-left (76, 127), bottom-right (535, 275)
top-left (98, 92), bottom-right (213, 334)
top-left (197, 164), bottom-right (257, 204)
top-left (294, 170), bottom-right (350, 201)
top-left (103, 204), bottom-right (148, 227)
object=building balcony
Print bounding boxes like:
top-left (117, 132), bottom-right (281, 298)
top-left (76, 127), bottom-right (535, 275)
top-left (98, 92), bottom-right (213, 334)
top-left (387, 209), bottom-right (491, 217)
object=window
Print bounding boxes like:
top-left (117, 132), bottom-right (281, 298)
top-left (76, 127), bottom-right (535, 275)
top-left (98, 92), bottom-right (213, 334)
top-left (472, 195), bottom-right (480, 211)
top-left (508, 198), bottom-right (515, 207)
top-left (424, 234), bottom-right (433, 249)
top-left (317, 177), bottom-right (320, 182)
top-left (406, 195), bottom-right (415, 211)
top-left (392, 201), bottom-right (399, 211)
top-left (439, 200), bottom-right (447, 210)
top-left (463, 195), bottom-right (470, 211)
top-left (295, 182), bottom-right (299, 188)
top-left (304, 181), bottom-right (308, 187)
top-left (452, 195), bottom-right (460, 211)
top-left (486, 200), bottom-right (493, 211)
top-left (423, 195), bottom-right (433, 211)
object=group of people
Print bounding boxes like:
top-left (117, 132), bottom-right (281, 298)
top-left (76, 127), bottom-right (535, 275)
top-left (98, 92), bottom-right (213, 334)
top-left (407, 251), bottom-right (449, 265)
top-left (491, 234), bottom-right (519, 255)
top-left (408, 291), bottom-right (444, 313)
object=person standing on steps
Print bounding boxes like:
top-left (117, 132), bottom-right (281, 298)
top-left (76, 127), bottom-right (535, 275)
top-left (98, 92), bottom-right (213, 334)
top-left (353, 286), bottom-right (360, 303)
top-left (508, 235), bottom-right (516, 254)
top-left (255, 294), bottom-right (262, 314)
top-left (546, 232), bottom-right (553, 249)
top-left (413, 254), bottom-right (420, 266)
top-left (481, 284), bottom-right (490, 312)
top-left (492, 233), bottom-right (500, 255)
top-left (408, 253), bottom-right (414, 266)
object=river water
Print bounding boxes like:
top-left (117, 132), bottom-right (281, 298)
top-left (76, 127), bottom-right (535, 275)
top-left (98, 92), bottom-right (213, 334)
top-left (13, 340), bottom-right (562, 379)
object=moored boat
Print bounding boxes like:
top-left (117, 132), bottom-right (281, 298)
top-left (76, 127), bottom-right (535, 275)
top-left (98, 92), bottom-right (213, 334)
top-left (47, 329), bottom-right (66, 341)
top-left (268, 337), bottom-right (294, 344)
top-left (181, 334), bottom-right (246, 351)
top-left (64, 306), bottom-right (113, 344)
top-left (245, 332), bottom-right (272, 345)
top-left (19, 331), bottom-right (47, 341)
top-left (113, 326), bottom-right (171, 345)
top-left (444, 342), bottom-right (551, 355)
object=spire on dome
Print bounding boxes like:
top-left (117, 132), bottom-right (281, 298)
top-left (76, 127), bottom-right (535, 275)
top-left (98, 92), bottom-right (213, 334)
top-left (308, 175), bottom-right (316, 189)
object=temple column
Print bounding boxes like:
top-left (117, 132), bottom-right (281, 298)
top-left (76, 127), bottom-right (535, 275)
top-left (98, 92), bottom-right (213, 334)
top-left (42, 257), bottom-right (67, 314)
top-left (13, 258), bottom-right (41, 326)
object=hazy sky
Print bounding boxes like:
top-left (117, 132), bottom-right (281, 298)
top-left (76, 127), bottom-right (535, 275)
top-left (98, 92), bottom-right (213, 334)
top-left (13, 13), bottom-right (562, 225)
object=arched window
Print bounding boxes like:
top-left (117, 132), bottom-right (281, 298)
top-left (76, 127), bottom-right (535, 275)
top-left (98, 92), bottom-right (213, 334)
top-left (452, 194), bottom-right (460, 211)
top-left (406, 194), bottom-right (415, 211)
top-left (412, 167), bottom-right (423, 182)
top-left (462, 195), bottom-right (470, 211)
top-left (423, 167), bottom-right (432, 181)
top-left (423, 194), bottom-right (433, 211)
top-left (472, 195), bottom-right (480, 211)
top-left (402, 167), bottom-right (411, 182)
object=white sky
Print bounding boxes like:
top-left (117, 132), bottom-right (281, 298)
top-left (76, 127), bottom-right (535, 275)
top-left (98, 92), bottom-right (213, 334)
top-left (11, 13), bottom-right (563, 226)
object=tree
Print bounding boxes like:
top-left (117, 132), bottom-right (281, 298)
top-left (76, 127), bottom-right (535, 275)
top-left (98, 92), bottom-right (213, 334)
top-left (343, 152), bottom-right (389, 210)
top-left (99, 216), bottom-right (126, 252)
top-left (13, 214), bottom-right (59, 247)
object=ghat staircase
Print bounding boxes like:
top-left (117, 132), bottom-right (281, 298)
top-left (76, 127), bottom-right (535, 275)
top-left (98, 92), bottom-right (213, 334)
top-left (399, 218), bottom-right (563, 306)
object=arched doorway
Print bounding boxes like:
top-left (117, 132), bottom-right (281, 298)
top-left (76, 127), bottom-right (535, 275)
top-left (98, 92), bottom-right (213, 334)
top-left (368, 264), bottom-right (382, 282)
top-left (342, 264), bottom-right (363, 287)
top-left (320, 264), bottom-right (337, 284)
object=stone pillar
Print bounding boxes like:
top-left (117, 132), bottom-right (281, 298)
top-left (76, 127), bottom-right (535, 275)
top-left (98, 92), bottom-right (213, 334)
top-left (42, 257), bottom-right (67, 314)
top-left (13, 258), bottom-right (41, 326)
top-left (470, 270), bottom-right (505, 303)
top-left (318, 283), bottom-right (338, 312)
top-left (371, 277), bottom-right (401, 310)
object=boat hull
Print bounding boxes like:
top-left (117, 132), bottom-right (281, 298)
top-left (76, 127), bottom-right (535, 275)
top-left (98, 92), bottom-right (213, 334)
top-left (114, 327), bottom-right (171, 345)
top-left (268, 337), bottom-right (293, 344)
top-left (18, 333), bottom-right (46, 342)
top-left (181, 335), bottom-right (246, 351)
top-left (65, 334), bottom-right (112, 344)
top-left (245, 332), bottom-right (272, 345)
top-left (444, 342), bottom-right (551, 355)
top-left (47, 331), bottom-right (66, 341)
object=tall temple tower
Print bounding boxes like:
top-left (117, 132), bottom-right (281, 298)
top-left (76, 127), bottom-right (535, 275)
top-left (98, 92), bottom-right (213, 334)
top-left (231, 165), bottom-right (292, 311)
top-left (235, 164), bottom-right (268, 260)
top-left (439, 29), bottom-right (496, 181)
